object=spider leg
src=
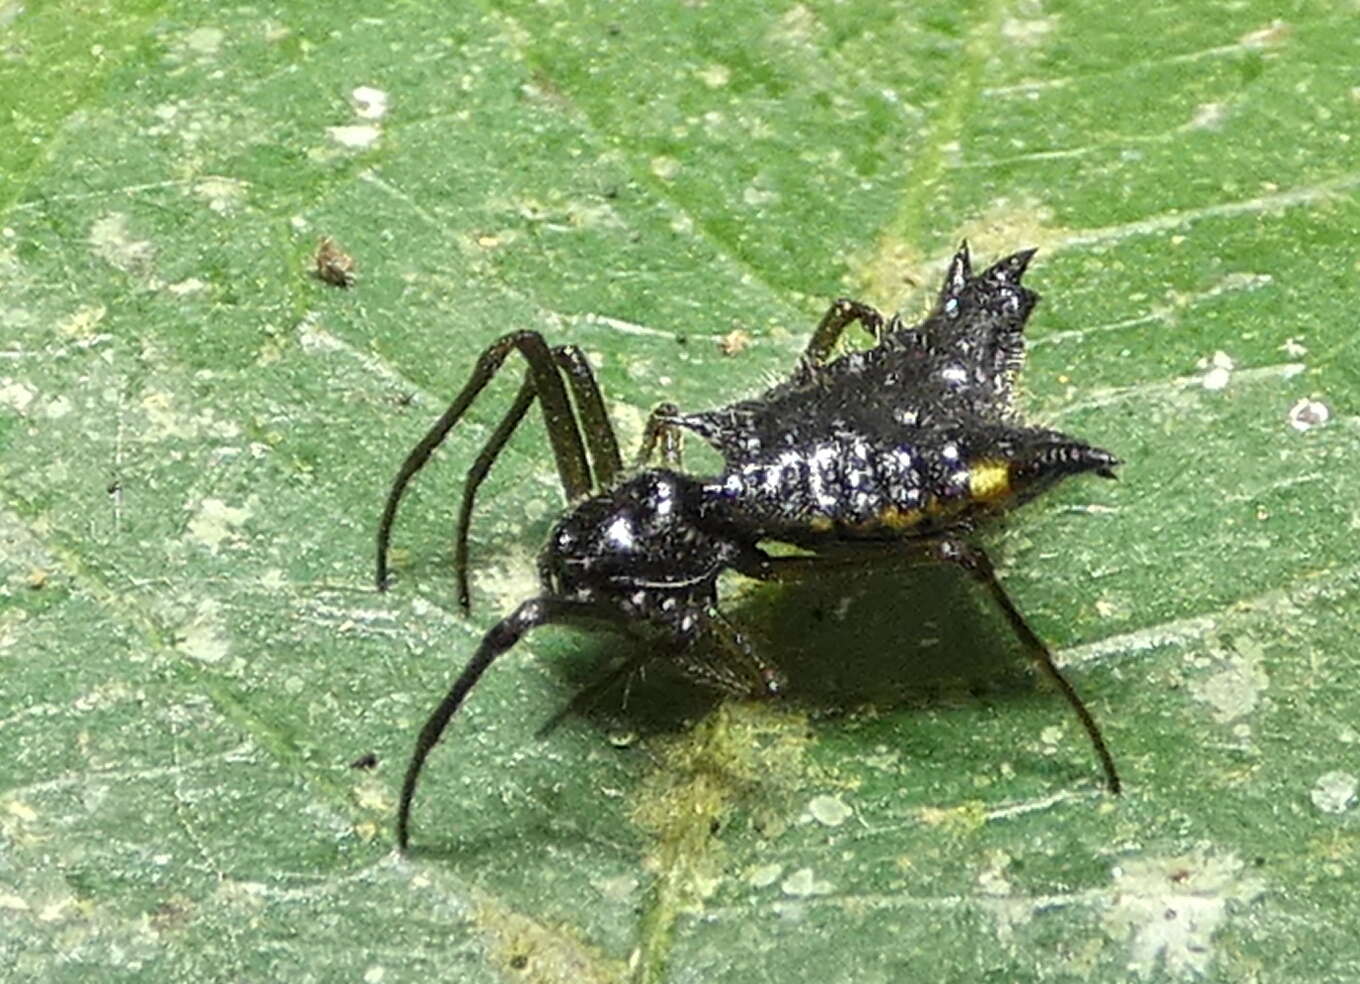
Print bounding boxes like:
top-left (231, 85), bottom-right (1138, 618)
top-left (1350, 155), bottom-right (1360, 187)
top-left (397, 596), bottom-right (626, 850)
top-left (376, 331), bottom-right (592, 590)
top-left (552, 345), bottom-right (623, 488)
top-left (453, 345), bottom-right (625, 610)
top-left (734, 540), bottom-right (1120, 794)
top-left (634, 402), bottom-right (686, 469)
top-left (453, 373), bottom-right (537, 610)
top-left (670, 606), bottom-right (786, 699)
top-left (937, 539), bottom-right (1121, 795)
top-left (799, 298), bottom-right (887, 372)
top-left (533, 650), bottom-right (651, 740)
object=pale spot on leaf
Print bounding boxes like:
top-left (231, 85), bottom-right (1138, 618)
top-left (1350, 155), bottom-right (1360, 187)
top-left (186, 498), bottom-right (251, 552)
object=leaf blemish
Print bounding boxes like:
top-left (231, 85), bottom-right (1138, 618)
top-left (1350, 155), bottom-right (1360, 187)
top-left (629, 702), bottom-right (811, 980)
top-left (185, 498), bottom-right (252, 553)
top-left (472, 894), bottom-right (626, 984)
top-left (804, 794), bottom-right (851, 827)
top-left (780, 867), bottom-right (833, 897)
top-left (1103, 847), bottom-right (1265, 979)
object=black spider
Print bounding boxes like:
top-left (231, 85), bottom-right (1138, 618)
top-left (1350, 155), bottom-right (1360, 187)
top-left (376, 243), bottom-right (1122, 850)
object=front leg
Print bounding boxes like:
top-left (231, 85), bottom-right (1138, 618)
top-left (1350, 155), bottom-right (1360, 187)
top-left (397, 595), bottom-right (629, 849)
top-left (552, 345), bottom-right (623, 488)
top-left (376, 330), bottom-right (593, 590)
top-left (454, 344), bottom-right (627, 611)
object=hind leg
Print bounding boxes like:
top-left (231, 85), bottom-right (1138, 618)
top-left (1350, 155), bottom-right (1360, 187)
top-left (798, 298), bottom-right (886, 372)
top-left (733, 539), bottom-right (1120, 794)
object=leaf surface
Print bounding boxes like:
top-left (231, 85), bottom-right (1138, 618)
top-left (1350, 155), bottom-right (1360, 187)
top-left (2, 2), bottom-right (1356, 981)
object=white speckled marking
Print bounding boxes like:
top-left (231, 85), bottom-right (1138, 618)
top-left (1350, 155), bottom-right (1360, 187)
top-left (1287, 397), bottom-right (1329, 432)
top-left (352, 86), bottom-right (389, 120)
top-left (186, 498), bottom-right (251, 552)
top-left (328, 124), bottom-right (381, 148)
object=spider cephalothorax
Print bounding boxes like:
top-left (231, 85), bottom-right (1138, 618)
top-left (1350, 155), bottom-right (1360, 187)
top-left (376, 243), bottom-right (1121, 849)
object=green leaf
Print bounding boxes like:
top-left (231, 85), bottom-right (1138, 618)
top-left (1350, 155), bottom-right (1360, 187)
top-left (2, 1), bottom-right (1356, 981)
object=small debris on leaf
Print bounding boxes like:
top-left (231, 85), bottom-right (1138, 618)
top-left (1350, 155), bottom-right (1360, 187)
top-left (314, 237), bottom-right (356, 288)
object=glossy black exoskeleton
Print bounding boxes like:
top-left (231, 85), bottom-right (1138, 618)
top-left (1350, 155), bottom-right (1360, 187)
top-left (376, 243), bottom-right (1122, 849)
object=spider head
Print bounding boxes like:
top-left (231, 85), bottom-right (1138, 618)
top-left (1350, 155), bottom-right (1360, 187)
top-left (542, 470), bottom-right (734, 623)
top-left (539, 469), bottom-right (781, 698)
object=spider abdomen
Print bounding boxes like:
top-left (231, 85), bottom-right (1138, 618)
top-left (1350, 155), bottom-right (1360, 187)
top-left (699, 420), bottom-right (1116, 544)
top-left (700, 435), bottom-right (985, 539)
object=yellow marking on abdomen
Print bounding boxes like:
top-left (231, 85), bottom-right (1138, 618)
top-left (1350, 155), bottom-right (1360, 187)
top-left (878, 504), bottom-right (925, 529)
top-left (808, 513), bottom-right (834, 532)
top-left (968, 459), bottom-right (1012, 502)
top-left (841, 505), bottom-right (928, 535)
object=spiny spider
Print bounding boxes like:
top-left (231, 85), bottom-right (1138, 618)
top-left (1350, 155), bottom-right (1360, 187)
top-left (376, 243), bottom-right (1122, 850)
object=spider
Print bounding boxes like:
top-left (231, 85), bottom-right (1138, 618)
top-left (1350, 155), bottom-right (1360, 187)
top-left (376, 243), bottom-right (1122, 850)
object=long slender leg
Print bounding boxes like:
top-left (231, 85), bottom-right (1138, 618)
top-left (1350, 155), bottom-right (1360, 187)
top-left (552, 345), bottom-right (623, 488)
top-left (799, 298), bottom-right (887, 371)
top-left (634, 403), bottom-right (685, 469)
top-left (376, 331), bottom-right (591, 590)
top-left (453, 373), bottom-right (537, 611)
top-left (397, 597), bottom-right (623, 850)
top-left (938, 539), bottom-right (1121, 795)
top-left (454, 346), bottom-right (625, 611)
top-left (734, 540), bottom-right (1120, 794)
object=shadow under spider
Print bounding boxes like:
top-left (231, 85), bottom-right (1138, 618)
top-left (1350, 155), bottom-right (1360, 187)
top-left (540, 556), bottom-right (1046, 740)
